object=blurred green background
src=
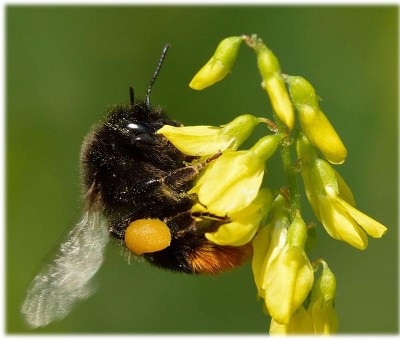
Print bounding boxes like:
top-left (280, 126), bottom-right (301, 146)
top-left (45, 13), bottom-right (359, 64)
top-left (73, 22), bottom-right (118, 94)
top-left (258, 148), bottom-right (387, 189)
top-left (6, 5), bottom-right (398, 334)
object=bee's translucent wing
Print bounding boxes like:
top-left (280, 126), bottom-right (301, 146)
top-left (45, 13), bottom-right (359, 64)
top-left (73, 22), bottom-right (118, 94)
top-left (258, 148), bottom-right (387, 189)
top-left (21, 210), bottom-right (109, 328)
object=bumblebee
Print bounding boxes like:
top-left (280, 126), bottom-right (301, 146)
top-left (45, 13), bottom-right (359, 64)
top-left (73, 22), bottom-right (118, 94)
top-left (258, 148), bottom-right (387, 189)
top-left (21, 45), bottom-right (251, 328)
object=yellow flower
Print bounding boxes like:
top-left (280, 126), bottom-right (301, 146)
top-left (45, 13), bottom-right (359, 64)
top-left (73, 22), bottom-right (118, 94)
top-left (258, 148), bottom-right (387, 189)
top-left (262, 213), bottom-right (314, 324)
top-left (269, 306), bottom-right (314, 335)
top-left (253, 41), bottom-right (294, 130)
top-left (286, 75), bottom-right (347, 164)
top-left (307, 260), bottom-right (338, 335)
top-left (270, 259), bottom-right (338, 336)
top-left (252, 195), bottom-right (289, 300)
top-left (205, 188), bottom-right (273, 246)
top-left (253, 198), bottom-right (314, 325)
top-left (157, 114), bottom-right (264, 156)
top-left (189, 36), bottom-right (244, 90)
top-left (190, 134), bottom-right (282, 216)
top-left (296, 133), bottom-right (387, 250)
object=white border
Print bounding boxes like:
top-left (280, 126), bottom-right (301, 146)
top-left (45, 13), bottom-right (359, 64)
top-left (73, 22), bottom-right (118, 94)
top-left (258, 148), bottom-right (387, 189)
top-left (2, 1), bottom-right (399, 338)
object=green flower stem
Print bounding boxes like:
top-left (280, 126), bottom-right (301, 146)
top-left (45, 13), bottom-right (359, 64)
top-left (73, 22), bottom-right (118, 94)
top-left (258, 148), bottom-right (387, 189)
top-left (274, 115), bottom-right (301, 222)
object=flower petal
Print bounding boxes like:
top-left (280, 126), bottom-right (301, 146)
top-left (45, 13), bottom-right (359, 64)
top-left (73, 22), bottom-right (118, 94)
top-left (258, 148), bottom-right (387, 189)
top-left (264, 75), bottom-right (294, 130)
top-left (205, 189), bottom-right (273, 246)
top-left (255, 44), bottom-right (294, 129)
top-left (263, 245), bottom-right (314, 324)
top-left (191, 135), bottom-right (280, 216)
top-left (296, 133), bottom-right (321, 219)
top-left (308, 263), bottom-right (338, 335)
top-left (191, 151), bottom-right (264, 215)
top-left (252, 225), bottom-right (271, 297)
top-left (286, 76), bottom-right (347, 164)
top-left (189, 58), bottom-right (228, 90)
top-left (269, 307), bottom-right (314, 335)
top-left (335, 196), bottom-right (387, 238)
top-left (309, 298), bottom-right (338, 335)
top-left (333, 168), bottom-right (355, 206)
top-left (158, 115), bottom-right (262, 156)
top-left (320, 192), bottom-right (368, 250)
top-left (300, 162), bottom-right (321, 220)
top-left (299, 108), bottom-right (347, 164)
top-left (157, 125), bottom-right (230, 156)
top-left (189, 36), bottom-right (243, 90)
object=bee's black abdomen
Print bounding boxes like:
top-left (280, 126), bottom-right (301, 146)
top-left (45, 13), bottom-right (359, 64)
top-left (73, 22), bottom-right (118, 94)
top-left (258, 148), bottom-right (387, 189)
top-left (145, 231), bottom-right (253, 274)
top-left (143, 213), bottom-right (252, 274)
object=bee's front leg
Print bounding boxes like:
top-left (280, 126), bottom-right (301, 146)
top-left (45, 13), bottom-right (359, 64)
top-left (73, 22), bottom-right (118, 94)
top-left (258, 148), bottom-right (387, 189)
top-left (163, 151), bottom-right (222, 190)
top-left (132, 152), bottom-right (222, 195)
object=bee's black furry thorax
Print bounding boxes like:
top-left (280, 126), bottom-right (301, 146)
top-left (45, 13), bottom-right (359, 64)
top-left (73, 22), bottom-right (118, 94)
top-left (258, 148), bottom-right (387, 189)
top-left (80, 103), bottom-right (191, 220)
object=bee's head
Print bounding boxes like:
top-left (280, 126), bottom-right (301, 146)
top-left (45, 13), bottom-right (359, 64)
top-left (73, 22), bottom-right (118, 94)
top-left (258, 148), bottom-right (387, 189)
top-left (103, 103), bottom-right (166, 148)
top-left (102, 44), bottom-right (172, 149)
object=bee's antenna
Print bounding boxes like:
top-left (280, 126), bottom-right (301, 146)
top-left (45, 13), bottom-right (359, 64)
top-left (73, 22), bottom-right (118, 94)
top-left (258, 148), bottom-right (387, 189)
top-left (146, 44), bottom-right (169, 109)
top-left (129, 87), bottom-right (135, 106)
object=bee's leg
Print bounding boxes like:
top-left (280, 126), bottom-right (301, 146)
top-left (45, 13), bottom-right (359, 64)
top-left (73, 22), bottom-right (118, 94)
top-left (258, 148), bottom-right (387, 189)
top-left (164, 209), bottom-right (229, 238)
top-left (163, 210), bottom-right (197, 235)
top-left (163, 151), bottom-right (222, 190)
top-left (132, 151), bottom-right (222, 195)
top-left (132, 177), bottom-right (162, 195)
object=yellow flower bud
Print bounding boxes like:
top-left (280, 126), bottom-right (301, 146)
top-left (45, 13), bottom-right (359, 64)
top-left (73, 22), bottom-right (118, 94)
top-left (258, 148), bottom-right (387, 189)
top-left (255, 45), bottom-right (294, 130)
top-left (286, 75), bottom-right (347, 164)
top-left (256, 45), bottom-right (280, 78)
top-left (269, 306), bottom-right (314, 335)
top-left (262, 214), bottom-right (314, 324)
top-left (190, 134), bottom-right (282, 216)
top-left (205, 188), bottom-right (273, 246)
top-left (189, 36), bottom-right (244, 90)
top-left (308, 261), bottom-right (338, 335)
top-left (157, 114), bottom-right (264, 156)
top-left (296, 133), bottom-right (387, 250)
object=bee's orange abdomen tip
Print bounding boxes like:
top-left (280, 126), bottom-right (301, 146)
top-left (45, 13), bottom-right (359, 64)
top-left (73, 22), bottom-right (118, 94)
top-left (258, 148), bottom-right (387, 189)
top-left (125, 219), bottom-right (171, 255)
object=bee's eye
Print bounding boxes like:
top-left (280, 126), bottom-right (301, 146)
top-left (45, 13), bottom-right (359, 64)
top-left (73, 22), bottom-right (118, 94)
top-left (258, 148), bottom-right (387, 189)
top-left (126, 122), bottom-right (154, 134)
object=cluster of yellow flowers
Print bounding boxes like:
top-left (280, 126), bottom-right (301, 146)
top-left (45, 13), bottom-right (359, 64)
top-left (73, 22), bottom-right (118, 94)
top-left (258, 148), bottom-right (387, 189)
top-left (158, 35), bottom-right (387, 334)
